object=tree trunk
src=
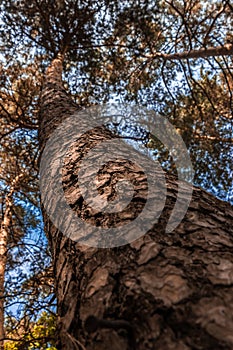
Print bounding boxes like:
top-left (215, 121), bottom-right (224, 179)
top-left (0, 217), bottom-right (7, 350)
top-left (0, 174), bottom-right (24, 349)
top-left (39, 55), bottom-right (233, 350)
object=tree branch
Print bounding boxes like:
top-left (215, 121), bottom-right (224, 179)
top-left (145, 43), bottom-right (233, 61)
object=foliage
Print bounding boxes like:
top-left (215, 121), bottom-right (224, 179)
top-left (0, 34), bottom-right (55, 350)
top-left (4, 312), bottom-right (57, 350)
top-left (153, 65), bottom-right (233, 201)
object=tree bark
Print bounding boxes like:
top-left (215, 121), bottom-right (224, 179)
top-left (39, 55), bottom-right (233, 350)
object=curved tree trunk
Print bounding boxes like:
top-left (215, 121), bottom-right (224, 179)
top-left (39, 55), bottom-right (233, 350)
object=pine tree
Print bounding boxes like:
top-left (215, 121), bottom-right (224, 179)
top-left (1, 1), bottom-right (233, 349)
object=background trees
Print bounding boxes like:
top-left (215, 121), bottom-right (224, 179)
top-left (0, 0), bottom-right (233, 348)
top-left (0, 40), bottom-right (55, 349)
top-left (2, 0), bottom-right (232, 199)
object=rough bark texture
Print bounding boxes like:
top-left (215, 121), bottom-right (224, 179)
top-left (39, 56), bottom-right (233, 350)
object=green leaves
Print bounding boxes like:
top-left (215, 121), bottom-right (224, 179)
top-left (4, 312), bottom-right (57, 350)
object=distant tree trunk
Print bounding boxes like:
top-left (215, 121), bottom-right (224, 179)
top-left (0, 174), bottom-right (23, 350)
top-left (39, 55), bottom-right (233, 350)
top-left (0, 218), bottom-right (7, 350)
